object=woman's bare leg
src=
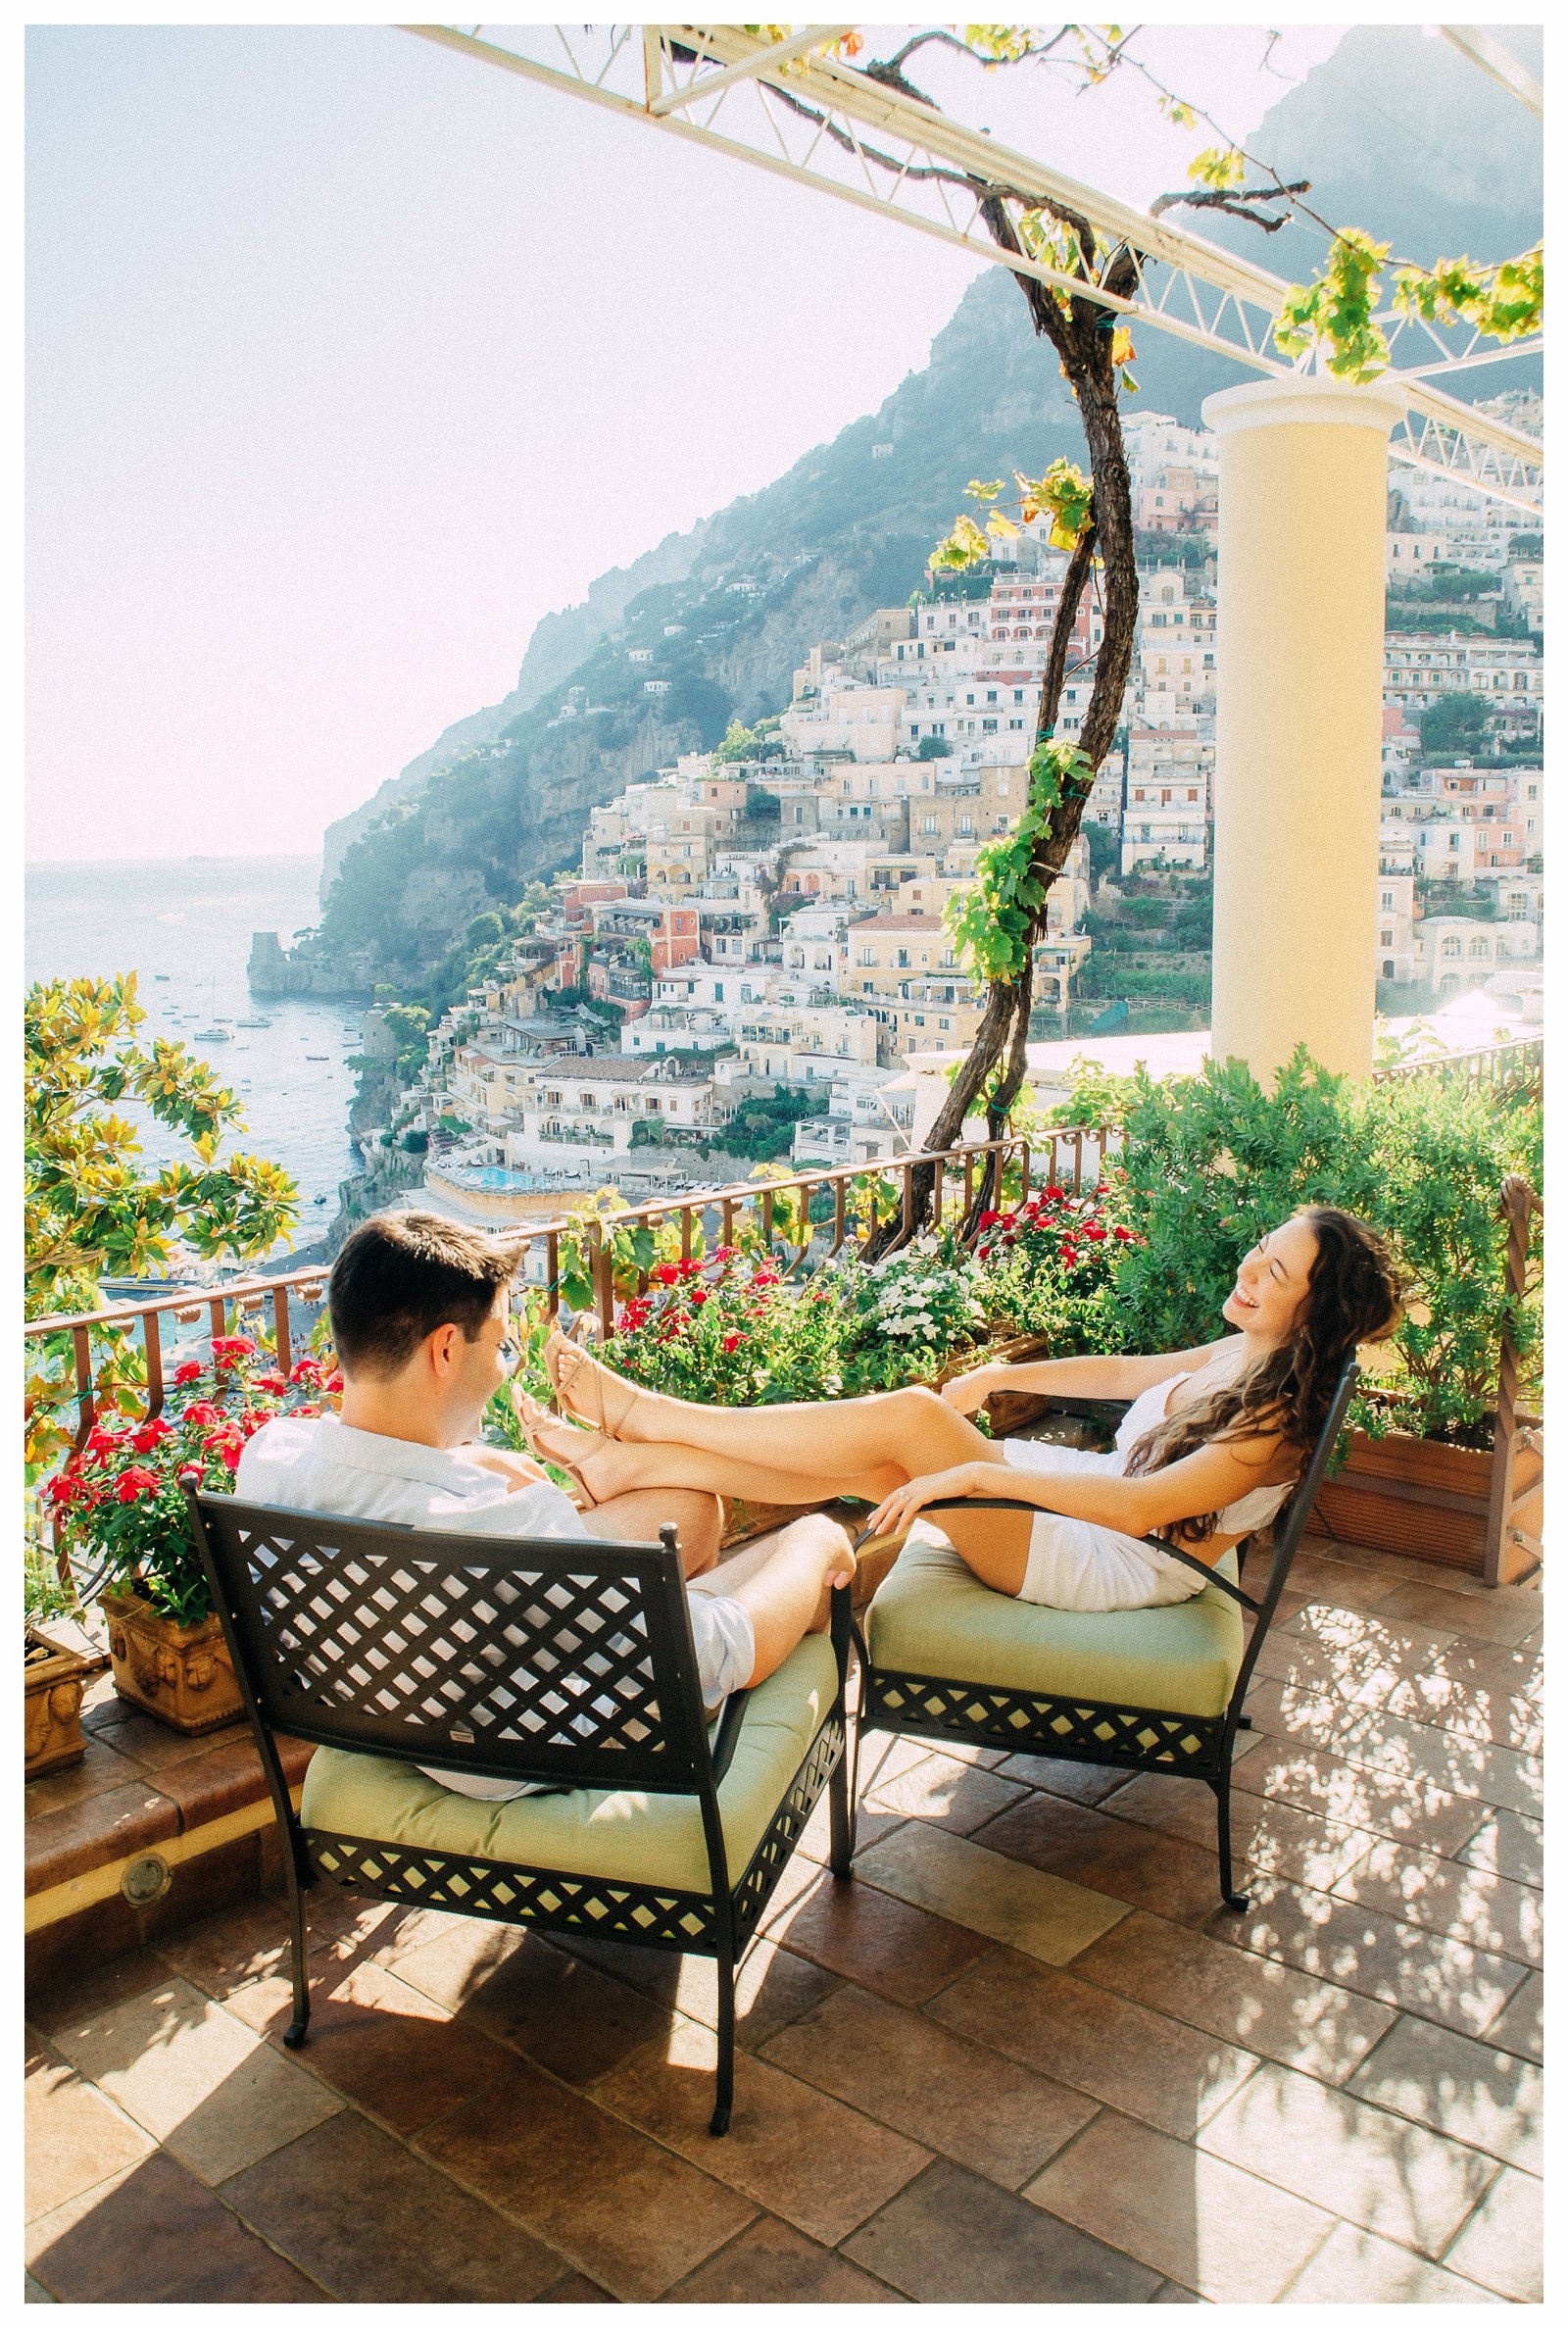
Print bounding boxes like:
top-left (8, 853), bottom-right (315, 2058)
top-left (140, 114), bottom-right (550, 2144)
top-left (525, 1402), bottom-right (902, 1510)
top-left (547, 1332), bottom-right (1003, 1483)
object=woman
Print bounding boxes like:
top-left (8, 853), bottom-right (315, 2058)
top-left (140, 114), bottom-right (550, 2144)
top-left (521, 1206), bottom-right (1400, 1614)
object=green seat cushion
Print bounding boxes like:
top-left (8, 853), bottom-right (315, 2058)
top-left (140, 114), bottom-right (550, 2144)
top-left (300, 1632), bottom-right (838, 1897)
top-left (866, 1537), bottom-right (1244, 1721)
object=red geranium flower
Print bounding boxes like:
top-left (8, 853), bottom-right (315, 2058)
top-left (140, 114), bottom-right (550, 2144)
top-left (651, 1263), bottom-right (681, 1287)
top-left (116, 1466), bottom-right (163, 1503)
top-left (977, 1211), bottom-right (1003, 1229)
top-left (181, 1401), bottom-right (221, 1429)
top-left (1045, 1184), bottom-right (1066, 1202)
top-left (289, 1358), bottom-right (324, 1387)
top-left (131, 1417), bottom-right (173, 1451)
top-left (1112, 1224), bottom-right (1134, 1241)
top-left (721, 1332), bottom-right (743, 1354)
top-left (1083, 1225), bottom-right (1106, 1243)
top-left (172, 1360), bottom-right (203, 1386)
top-left (689, 1288), bottom-right (709, 1307)
top-left (176, 1462), bottom-right (204, 1485)
top-left (211, 1335), bottom-right (257, 1364)
top-left (323, 1371), bottom-right (344, 1395)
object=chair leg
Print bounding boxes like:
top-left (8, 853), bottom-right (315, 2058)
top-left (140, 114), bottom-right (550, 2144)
top-left (1212, 1769), bottom-right (1250, 1914)
top-left (828, 1724), bottom-right (856, 1880)
top-left (1236, 1714), bottom-right (1253, 1730)
top-left (282, 1860), bottom-right (312, 2049)
top-left (710, 1941), bottom-right (735, 2138)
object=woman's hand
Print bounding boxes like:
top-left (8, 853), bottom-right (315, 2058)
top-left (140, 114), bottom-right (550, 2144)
top-left (865, 1462), bottom-right (993, 1542)
top-left (940, 1363), bottom-right (1005, 1415)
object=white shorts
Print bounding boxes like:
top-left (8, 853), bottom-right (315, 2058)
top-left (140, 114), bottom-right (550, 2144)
top-left (1000, 1441), bottom-right (1205, 1613)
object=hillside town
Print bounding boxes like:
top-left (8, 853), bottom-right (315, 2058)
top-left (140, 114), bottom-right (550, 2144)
top-left (351, 395), bottom-right (1543, 1222)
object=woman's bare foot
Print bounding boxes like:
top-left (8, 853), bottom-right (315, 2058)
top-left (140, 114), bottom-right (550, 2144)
top-left (544, 1326), bottom-right (649, 1441)
top-left (517, 1395), bottom-right (640, 1508)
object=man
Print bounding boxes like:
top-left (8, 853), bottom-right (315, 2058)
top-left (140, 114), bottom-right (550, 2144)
top-left (236, 1211), bottom-right (854, 1799)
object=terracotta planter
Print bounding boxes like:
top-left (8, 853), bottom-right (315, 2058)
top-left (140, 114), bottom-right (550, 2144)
top-left (24, 1626), bottom-right (93, 1779)
top-left (102, 1585), bottom-right (245, 1735)
top-left (1311, 1425), bottom-right (1543, 1581)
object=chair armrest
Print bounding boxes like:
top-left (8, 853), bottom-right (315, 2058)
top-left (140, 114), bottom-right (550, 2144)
top-left (913, 1497), bottom-right (1263, 1615)
top-left (708, 1685), bottom-right (753, 1786)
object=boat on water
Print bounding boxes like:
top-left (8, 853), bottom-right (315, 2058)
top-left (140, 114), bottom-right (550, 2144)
top-left (196, 1027), bottom-right (234, 1042)
top-left (236, 1017), bottom-right (271, 1028)
top-left (153, 974), bottom-right (171, 982)
top-left (306, 1053), bottom-right (329, 1061)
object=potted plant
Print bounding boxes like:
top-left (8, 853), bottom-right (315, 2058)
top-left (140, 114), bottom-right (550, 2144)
top-left (41, 1337), bottom-right (341, 1733)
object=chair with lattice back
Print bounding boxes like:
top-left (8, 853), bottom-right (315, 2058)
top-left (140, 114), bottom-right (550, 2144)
top-left (187, 1492), bottom-right (855, 2135)
top-left (858, 1360), bottom-right (1358, 1911)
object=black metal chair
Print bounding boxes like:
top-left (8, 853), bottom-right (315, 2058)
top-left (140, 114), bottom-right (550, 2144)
top-left (858, 1360), bottom-right (1359, 1910)
top-left (187, 1493), bottom-right (855, 2134)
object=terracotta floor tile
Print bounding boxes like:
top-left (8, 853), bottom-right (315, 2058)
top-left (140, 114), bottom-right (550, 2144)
top-left (23, 1731), bottom-right (148, 1818)
top-left (1331, 1703), bottom-right (1543, 1816)
top-left (1069, 1909), bottom-right (1396, 2084)
top-left (992, 1751), bottom-right (1134, 1805)
top-left (975, 1794), bottom-right (1235, 1928)
top-left (1454, 1804), bottom-right (1543, 1888)
top-left (760, 1860), bottom-right (993, 2005)
top-left (1478, 1969), bottom-right (1542, 2063)
top-left (1282, 2218), bottom-right (1503, 2303)
top-left (1210, 1873), bottom-right (1529, 2039)
top-left (1229, 1737), bottom-right (1489, 1858)
top-left (793, 1787), bottom-right (906, 1864)
top-left (1249, 1629), bottom-right (1411, 1709)
top-left (24, 1780), bottom-right (180, 1894)
top-left (25, 2153), bottom-right (321, 2302)
top-left (1233, 1675), bottom-right (1372, 1749)
top-left (1108, 1769), bottom-right (1377, 1892)
top-left (1284, 1552), bottom-right (1402, 1612)
top-left (416, 2057), bottom-right (756, 2301)
top-left (1330, 1837), bottom-right (1543, 1966)
top-left (591, 2018), bottom-right (928, 2245)
top-left (1414, 1636), bottom-right (1544, 1706)
top-left (665, 2216), bottom-right (903, 2303)
top-left (27, 1948), bottom-right (171, 2037)
top-left (23, 2271), bottom-right (54, 2302)
top-left (760, 1981), bottom-right (1098, 2187)
top-left (1281, 1603), bottom-right (1460, 1665)
top-left (854, 1822), bottom-right (1130, 1965)
top-left (45, 1969), bottom-right (343, 2186)
top-left (841, 2156), bottom-right (1161, 2303)
top-left (927, 1950), bottom-right (1257, 2138)
top-left (77, 1706), bottom-right (249, 1771)
top-left (227, 1956), bottom-right (517, 2134)
top-left (1378, 1667), bottom-right (1542, 1754)
top-left (1024, 2106), bottom-right (1332, 2303)
top-left (863, 1744), bottom-right (1031, 1833)
top-left (24, 2048), bottom-right (156, 2222)
top-left (1348, 2016), bottom-right (1543, 2171)
top-left (154, 1889), bottom-right (399, 2003)
top-left (389, 1920), bottom-right (677, 2084)
top-left (1439, 2164), bottom-right (1542, 2301)
top-left (1371, 1578), bottom-right (1543, 1648)
top-left (556, 1926), bottom-right (839, 2052)
top-left (220, 2102), bottom-right (563, 2300)
top-left (531, 2270), bottom-right (614, 2301)
top-left (1198, 2058), bottom-right (1497, 2258)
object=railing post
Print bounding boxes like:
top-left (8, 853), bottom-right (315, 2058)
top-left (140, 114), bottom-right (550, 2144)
top-left (271, 1287), bottom-right (293, 1378)
top-left (143, 1309), bottom-right (166, 1420)
top-left (1484, 1174), bottom-right (1542, 1589)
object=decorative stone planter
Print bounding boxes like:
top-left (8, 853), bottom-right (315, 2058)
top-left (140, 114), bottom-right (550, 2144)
top-left (1311, 1424), bottom-right (1543, 1583)
top-left (102, 1585), bottom-right (245, 1735)
top-left (24, 1626), bottom-right (94, 1779)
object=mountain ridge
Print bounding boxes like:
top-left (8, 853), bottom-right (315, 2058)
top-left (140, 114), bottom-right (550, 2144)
top-left (288, 25), bottom-right (1541, 988)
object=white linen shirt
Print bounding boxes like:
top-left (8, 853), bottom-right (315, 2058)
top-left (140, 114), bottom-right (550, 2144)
top-left (234, 1414), bottom-right (754, 1799)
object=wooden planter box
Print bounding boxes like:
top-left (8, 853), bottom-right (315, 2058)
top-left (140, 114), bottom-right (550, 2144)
top-left (1311, 1425), bottom-right (1543, 1583)
top-left (24, 1626), bottom-right (95, 1779)
top-left (102, 1586), bottom-right (246, 1736)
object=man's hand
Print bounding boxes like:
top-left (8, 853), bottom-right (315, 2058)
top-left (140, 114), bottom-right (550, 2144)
top-left (941, 1363), bottom-right (1005, 1415)
top-left (865, 1462), bottom-right (991, 1542)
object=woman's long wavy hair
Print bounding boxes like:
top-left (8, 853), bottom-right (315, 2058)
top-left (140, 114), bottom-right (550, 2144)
top-left (1124, 1207), bottom-right (1402, 1544)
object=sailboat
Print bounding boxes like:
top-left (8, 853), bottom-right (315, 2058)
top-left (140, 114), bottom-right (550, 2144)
top-left (195, 972), bottom-right (232, 1042)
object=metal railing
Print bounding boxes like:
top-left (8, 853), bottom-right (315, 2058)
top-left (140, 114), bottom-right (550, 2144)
top-left (1372, 1036), bottom-right (1543, 1092)
top-left (24, 1127), bottom-right (1117, 1459)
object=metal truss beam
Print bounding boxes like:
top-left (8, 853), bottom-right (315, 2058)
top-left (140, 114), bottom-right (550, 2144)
top-left (405, 23), bottom-right (1542, 514)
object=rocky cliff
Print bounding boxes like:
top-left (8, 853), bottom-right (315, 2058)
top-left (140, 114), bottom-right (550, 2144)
top-left (270, 25), bottom-right (1540, 1000)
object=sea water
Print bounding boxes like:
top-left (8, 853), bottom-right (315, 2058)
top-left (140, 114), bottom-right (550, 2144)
top-left (25, 857), bottom-right (364, 1229)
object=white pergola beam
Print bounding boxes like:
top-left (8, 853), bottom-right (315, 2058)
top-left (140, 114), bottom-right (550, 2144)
top-left (1441, 25), bottom-right (1544, 118)
top-left (404, 23), bottom-right (1541, 512)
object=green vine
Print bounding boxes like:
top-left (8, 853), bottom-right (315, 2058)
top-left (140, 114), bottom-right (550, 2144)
top-left (929, 459), bottom-right (1094, 575)
top-left (944, 739), bottom-right (1091, 985)
top-left (1277, 232), bottom-right (1544, 383)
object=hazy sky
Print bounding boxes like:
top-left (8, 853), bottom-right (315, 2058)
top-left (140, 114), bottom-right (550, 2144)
top-left (26, 17), bottom-right (1349, 865)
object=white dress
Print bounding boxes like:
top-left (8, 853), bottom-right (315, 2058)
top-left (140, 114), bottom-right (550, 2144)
top-left (995, 1373), bottom-right (1293, 1612)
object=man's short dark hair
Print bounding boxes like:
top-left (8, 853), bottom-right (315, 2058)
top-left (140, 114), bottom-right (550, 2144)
top-left (327, 1212), bottom-right (525, 1378)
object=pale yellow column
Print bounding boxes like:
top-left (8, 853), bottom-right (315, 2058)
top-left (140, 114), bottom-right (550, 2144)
top-left (1201, 377), bottom-right (1407, 1083)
